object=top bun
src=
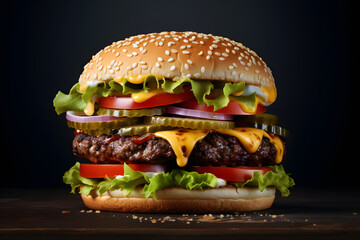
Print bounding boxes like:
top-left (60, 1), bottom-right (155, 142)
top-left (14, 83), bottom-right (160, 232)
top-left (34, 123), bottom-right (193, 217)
top-left (79, 31), bottom-right (275, 89)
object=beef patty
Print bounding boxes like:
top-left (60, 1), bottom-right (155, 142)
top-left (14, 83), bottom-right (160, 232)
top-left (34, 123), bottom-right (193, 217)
top-left (73, 132), bottom-right (285, 167)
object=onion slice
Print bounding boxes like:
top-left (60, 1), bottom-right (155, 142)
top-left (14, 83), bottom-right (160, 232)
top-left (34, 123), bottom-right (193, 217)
top-left (165, 106), bottom-right (233, 121)
top-left (66, 111), bottom-right (121, 123)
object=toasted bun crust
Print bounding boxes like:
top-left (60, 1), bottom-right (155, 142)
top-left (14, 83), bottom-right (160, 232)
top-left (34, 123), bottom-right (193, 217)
top-left (80, 186), bottom-right (275, 213)
top-left (79, 31), bottom-right (275, 88)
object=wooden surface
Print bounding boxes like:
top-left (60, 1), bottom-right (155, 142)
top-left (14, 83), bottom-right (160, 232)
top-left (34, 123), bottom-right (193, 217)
top-left (1, 187), bottom-right (359, 239)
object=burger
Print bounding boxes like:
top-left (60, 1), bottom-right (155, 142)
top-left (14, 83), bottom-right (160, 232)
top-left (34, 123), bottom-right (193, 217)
top-left (54, 31), bottom-right (294, 213)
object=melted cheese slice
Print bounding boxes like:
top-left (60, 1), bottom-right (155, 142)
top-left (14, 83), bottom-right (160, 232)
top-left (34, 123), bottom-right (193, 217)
top-left (154, 127), bottom-right (284, 167)
top-left (131, 89), bottom-right (164, 103)
top-left (260, 85), bottom-right (277, 104)
top-left (154, 129), bottom-right (209, 167)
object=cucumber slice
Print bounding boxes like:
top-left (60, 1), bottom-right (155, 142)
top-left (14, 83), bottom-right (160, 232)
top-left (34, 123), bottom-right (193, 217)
top-left (67, 117), bottom-right (142, 130)
top-left (236, 113), bottom-right (289, 137)
top-left (97, 107), bottom-right (165, 117)
top-left (116, 124), bottom-right (175, 136)
top-left (144, 116), bottom-right (235, 130)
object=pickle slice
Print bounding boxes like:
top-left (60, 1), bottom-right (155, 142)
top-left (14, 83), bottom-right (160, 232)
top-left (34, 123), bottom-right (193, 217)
top-left (67, 117), bottom-right (142, 130)
top-left (97, 107), bottom-right (165, 117)
top-left (236, 113), bottom-right (289, 137)
top-left (144, 116), bottom-right (235, 129)
top-left (116, 124), bottom-right (175, 136)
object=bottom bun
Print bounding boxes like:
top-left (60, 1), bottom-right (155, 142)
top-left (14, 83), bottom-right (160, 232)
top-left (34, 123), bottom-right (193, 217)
top-left (81, 186), bottom-right (275, 213)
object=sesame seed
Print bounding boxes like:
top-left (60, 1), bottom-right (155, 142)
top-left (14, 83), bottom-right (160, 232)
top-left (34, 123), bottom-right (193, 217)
top-left (170, 65), bottom-right (176, 71)
top-left (143, 42), bottom-right (148, 47)
top-left (109, 69), bottom-right (114, 74)
top-left (139, 61), bottom-right (146, 65)
top-left (233, 63), bottom-right (237, 67)
top-left (255, 69), bottom-right (260, 74)
top-left (200, 41), bottom-right (204, 44)
top-left (98, 65), bottom-right (103, 70)
top-left (132, 52), bottom-right (138, 56)
top-left (229, 66), bottom-right (234, 70)
top-left (180, 45), bottom-right (186, 50)
top-left (212, 44), bottom-right (218, 48)
top-left (183, 39), bottom-right (189, 43)
top-left (185, 73), bottom-right (191, 78)
top-left (158, 42), bottom-right (164, 46)
top-left (225, 48), bottom-right (230, 53)
top-left (114, 67), bottom-right (120, 71)
top-left (123, 49), bottom-right (127, 53)
top-left (110, 60), bottom-right (115, 65)
top-left (182, 51), bottom-right (190, 54)
top-left (208, 50), bottom-right (213, 55)
top-left (247, 62), bottom-right (252, 67)
top-left (194, 73), bottom-right (200, 77)
top-left (115, 52), bottom-right (120, 57)
top-left (141, 65), bottom-right (148, 70)
top-left (132, 62), bottom-right (138, 68)
top-left (165, 50), bottom-right (170, 56)
top-left (127, 54), bottom-right (132, 58)
top-left (198, 51), bottom-right (204, 55)
top-left (149, 39), bottom-right (155, 43)
top-left (184, 63), bottom-right (189, 70)
top-left (219, 57), bottom-right (225, 61)
top-left (187, 45), bottom-right (192, 48)
top-left (214, 52), bottom-right (221, 56)
top-left (168, 58), bottom-right (174, 62)
top-left (171, 49), bottom-right (178, 53)
top-left (234, 46), bottom-right (240, 50)
top-left (158, 57), bottom-right (164, 62)
top-left (201, 66), bottom-right (205, 73)
top-left (232, 71), bottom-right (237, 76)
top-left (155, 62), bottom-right (160, 67)
top-left (206, 55), bottom-right (211, 60)
top-left (141, 49), bottom-right (147, 54)
top-left (222, 53), bottom-right (228, 57)
top-left (240, 61), bottom-right (245, 65)
top-left (187, 59), bottom-right (192, 64)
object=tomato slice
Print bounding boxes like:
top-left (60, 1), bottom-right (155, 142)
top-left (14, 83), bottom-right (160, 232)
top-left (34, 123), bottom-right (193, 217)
top-left (80, 164), bottom-right (168, 178)
top-left (189, 166), bottom-right (272, 182)
top-left (177, 99), bottom-right (266, 115)
top-left (98, 89), bottom-right (194, 110)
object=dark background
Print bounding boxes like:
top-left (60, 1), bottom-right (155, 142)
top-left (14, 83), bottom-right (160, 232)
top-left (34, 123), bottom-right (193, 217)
top-left (0, 0), bottom-right (357, 189)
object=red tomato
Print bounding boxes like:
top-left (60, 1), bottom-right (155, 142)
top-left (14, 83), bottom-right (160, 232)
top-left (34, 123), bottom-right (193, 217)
top-left (80, 164), bottom-right (168, 178)
top-left (177, 99), bottom-right (266, 115)
top-left (97, 89), bottom-right (194, 110)
top-left (189, 166), bottom-right (272, 182)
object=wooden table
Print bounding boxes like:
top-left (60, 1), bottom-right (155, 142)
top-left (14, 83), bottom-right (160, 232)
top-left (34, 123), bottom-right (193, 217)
top-left (1, 187), bottom-right (359, 239)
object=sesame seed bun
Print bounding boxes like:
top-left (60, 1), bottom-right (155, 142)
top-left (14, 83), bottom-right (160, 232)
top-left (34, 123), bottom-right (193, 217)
top-left (80, 186), bottom-right (275, 213)
top-left (79, 31), bottom-right (275, 89)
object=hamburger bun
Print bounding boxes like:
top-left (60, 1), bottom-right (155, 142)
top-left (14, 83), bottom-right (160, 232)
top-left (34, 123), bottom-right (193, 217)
top-left (79, 31), bottom-right (275, 96)
top-left (81, 186), bottom-right (275, 213)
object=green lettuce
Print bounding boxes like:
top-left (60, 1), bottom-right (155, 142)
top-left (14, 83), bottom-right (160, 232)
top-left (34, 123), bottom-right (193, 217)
top-left (63, 163), bottom-right (294, 198)
top-left (53, 76), bottom-right (255, 115)
top-left (232, 165), bottom-right (295, 197)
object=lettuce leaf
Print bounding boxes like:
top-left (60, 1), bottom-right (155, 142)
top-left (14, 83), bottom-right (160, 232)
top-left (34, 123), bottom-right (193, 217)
top-left (63, 163), bottom-right (294, 198)
top-left (53, 76), bottom-right (255, 114)
top-left (232, 165), bottom-right (295, 197)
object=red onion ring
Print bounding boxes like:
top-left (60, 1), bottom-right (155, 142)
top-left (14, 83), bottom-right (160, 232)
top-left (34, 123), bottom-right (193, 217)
top-left (165, 106), bottom-right (233, 121)
top-left (66, 111), bottom-right (121, 123)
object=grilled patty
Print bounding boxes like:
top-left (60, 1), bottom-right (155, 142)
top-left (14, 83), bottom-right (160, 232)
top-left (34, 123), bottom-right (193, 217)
top-left (73, 132), bottom-right (285, 167)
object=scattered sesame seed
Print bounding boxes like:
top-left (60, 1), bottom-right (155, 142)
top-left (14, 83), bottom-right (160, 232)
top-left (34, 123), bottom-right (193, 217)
top-left (127, 54), bottom-right (132, 58)
top-left (229, 66), bottom-right (234, 70)
top-left (208, 50), bottom-right (213, 55)
top-left (206, 55), bottom-right (211, 60)
top-left (132, 62), bottom-right (138, 68)
top-left (255, 69), bottom-right (260, 74)
top-left (201, 66), bottom-right (205, 73)
top-left (232, 71), bottom-right (237, 76)
top-left (123, 49), bottom-right (127, 53)
top-left (184, 63), bottom-right (189, 70)
top-left (109, 69), bottom-right (114, 74)
top-left (194, 73), bottom-right (200, 77)
top-left (141, 65), bottom-right (148, 70)
top-left (182, 51), bottom-right (190, 54)
top-left (180, 45), bottom-right (186, 50)
top-left (141, 49), bottom-right (147, 54)
top-left (165, 50), bottom-right (170, 55)
top-left (157, 57), bottom-right (164, 62)
top-left (198, 51), bottom-right (204, 55)
top-left (155, 62), bottom-right (160, 67)
top-left (240, 61), bottom-right (245, 65)
top-left (222, 53), bottom-right (228, 57)
top-left (214, 52), bottom-right (221, 56)
top-left (187, 59), bottom-right (192, 64)
top-left (219, 57), bottom-right (225, 61)
top-left (158, 42), bottom-right (164, 46)
top-left (171, 49), bottom-right (178, 53)
top-left (115, 52), bottom-right (120, 57)
top-left (168, 58), bottom-right (174, 62)
top-left (170, 65), bottom-right (176, 71)
top-left (132, 52), bottom-right (138, 56)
